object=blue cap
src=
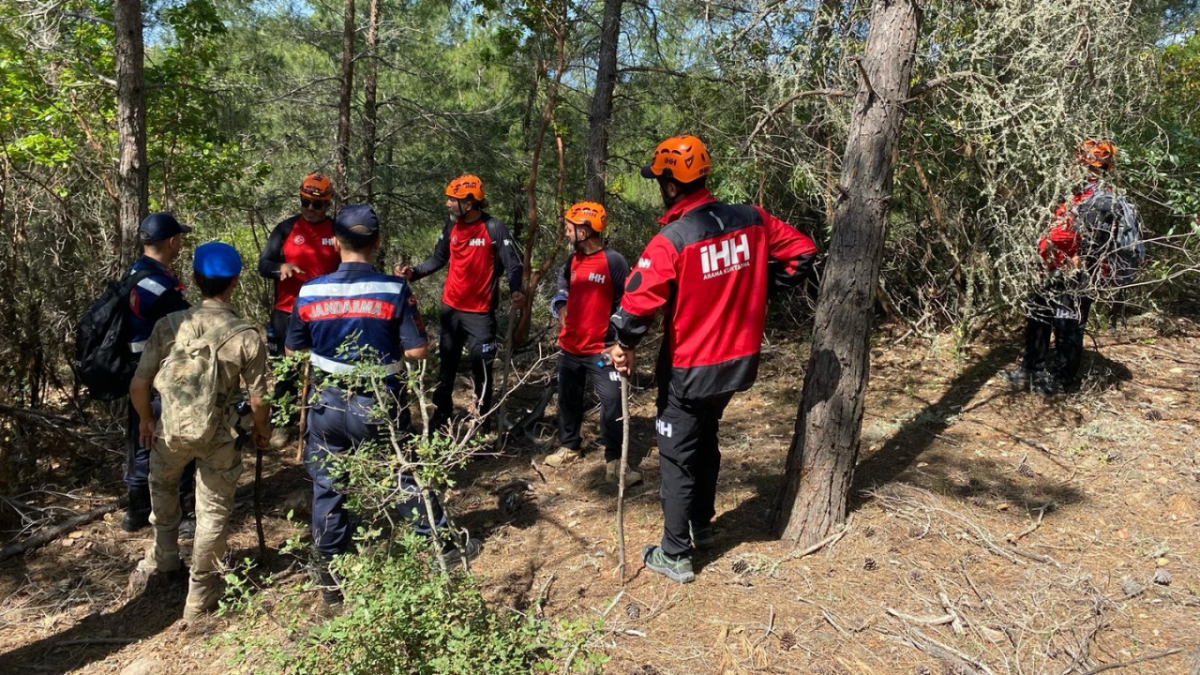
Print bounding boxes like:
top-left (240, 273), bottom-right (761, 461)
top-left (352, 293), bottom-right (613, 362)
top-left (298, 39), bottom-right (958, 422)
top-left (138, 212), bottom-right (192, 243)
top-left (193, 242), bottom-right (243, 278)
top-left (334, 204), bottom-right (380, 243)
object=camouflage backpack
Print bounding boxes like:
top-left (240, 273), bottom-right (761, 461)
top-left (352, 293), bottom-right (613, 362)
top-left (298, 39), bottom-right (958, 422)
top-left (153, 313), bottom-right (253, 451)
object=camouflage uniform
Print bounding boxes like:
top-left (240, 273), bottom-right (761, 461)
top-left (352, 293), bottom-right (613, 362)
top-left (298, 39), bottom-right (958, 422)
top-left (134, 298), bottom-right (269, 614)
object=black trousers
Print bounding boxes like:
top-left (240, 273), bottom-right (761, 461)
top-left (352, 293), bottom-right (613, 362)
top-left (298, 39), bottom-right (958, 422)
top-left (305, 387), bottom-right (441, 557)
top-left (655, 389), bottom-right (735, 558)
top-left (1021, 292), bottom-right (1093, 383)
top-left (557, 351), bottom-right (622, 461)
top-left (270, 308), bottom-right (301, 426)
top-left (433, 304), bottom-right (497, 425)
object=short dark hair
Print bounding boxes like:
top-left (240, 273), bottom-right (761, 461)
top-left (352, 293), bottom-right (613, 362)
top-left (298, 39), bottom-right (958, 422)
top-left (336, 228), bottom-right (380, 253)
top-left (674, 175), bottom-right (708, 194)
top-left (193, 273), bottom-right (236, 298)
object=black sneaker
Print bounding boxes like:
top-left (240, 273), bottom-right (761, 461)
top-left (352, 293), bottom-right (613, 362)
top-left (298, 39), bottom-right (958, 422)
top-left (315, 565), bottom-right (343, 605)
top-left (121, 488), bottom-right (152, 532)
top-left (440, 538), bottom-right (482, 569)
top-left (1003, 367), bottom-right (1032, 386)
top-left (1032, 371), bottom-right (1063, 396)
top-left (642, 545), bottom-right (695, 583)
top-left (691, 523), bottom-right (715, 551)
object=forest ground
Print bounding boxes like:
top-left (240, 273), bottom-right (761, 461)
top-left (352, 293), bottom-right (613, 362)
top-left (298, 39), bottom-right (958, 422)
top-left (1, 316), bottom-right (1198, 675)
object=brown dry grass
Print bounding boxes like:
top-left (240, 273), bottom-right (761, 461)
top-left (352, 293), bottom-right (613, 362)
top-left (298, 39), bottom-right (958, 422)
top-left (1, 317), bottom-right (1198, 674)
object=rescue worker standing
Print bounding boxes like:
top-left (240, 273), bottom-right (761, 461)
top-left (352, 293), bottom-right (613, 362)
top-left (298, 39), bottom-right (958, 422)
top-left (258, 173), bottom-right (341, 448)
top-left (544, 202), bottom-right (640, 487)
top-left (122, 213), bottom-right (195, 532)
top-left (1005, 139), bottom-right (1126, 395)
top-left (396, 176), bottom-right (524, 431)
top-left (608, 136), bottom-right (817, 583)
top-left (288, 205), bottom-right (481, 605)
top-left (129, 242), bottom-right (271, 620)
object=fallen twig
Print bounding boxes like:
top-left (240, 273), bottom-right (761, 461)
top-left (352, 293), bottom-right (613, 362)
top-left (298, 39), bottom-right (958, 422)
top-left (1079, 648), bottom-right (1183, 674)
top-left (892, 627), bottom-right (996, 675)
top-left (0, 499), bottom-right (124, 561)
top-left (885, 607), bottom-right (956, 626)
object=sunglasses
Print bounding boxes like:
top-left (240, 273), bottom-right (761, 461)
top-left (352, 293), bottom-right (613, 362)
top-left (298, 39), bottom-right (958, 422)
top-left (301, 198), bottom-right (330, 209)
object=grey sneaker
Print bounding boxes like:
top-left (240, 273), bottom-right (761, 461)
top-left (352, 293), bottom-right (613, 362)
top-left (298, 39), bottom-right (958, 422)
top-left (691, 523), bottom-right (715, 551)
top-left (1003, 367), bottom-right (1032, 386)
top-left (440, 538), bottom-right (483, 569)
top-left (642, 545), bottom-right (695, 583)
top-left (1032, 370), bottom-right (1063, 396)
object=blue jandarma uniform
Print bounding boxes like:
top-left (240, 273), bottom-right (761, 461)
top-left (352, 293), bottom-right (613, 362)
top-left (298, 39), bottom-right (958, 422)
top-left (286, 250), bottom-right (442, 559)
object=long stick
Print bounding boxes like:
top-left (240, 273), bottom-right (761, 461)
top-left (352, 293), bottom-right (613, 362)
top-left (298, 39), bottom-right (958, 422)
top-left (254, 443), bottom-right (266, 556)
top-left (616, 373), bottom-right (630, 584)
top-left (295, 362), bottom-right (311, 462)
top-left (493, 308), bottom-right (518, 451)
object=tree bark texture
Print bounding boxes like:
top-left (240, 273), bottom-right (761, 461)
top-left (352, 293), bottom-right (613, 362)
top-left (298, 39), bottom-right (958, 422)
top-left (335, 0), bottom-right (356, 203)
top-left (584, 0), bottom-right (624, 203)
top-left (113, 0), bottom-right (148, 268)
top-left (361, 0), bottom-right (379, 202)
top-left (773, 0), bottom-right (922, 545)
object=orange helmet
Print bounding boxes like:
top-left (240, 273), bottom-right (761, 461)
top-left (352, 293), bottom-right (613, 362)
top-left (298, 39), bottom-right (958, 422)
top-left (446, 174), bottom-right (485, 202)
top-left (299, 173), bottom-right (334, 200)
top-left (564, 201), bottom-right (607, 233)
top-left (1077, 138), bottom-right (1116, 172)
top-left (641, 135), bottom-right (711, 184)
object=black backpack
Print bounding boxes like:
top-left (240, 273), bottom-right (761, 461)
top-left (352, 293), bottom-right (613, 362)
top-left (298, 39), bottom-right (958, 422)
top-left (73, 269), bottom-right (156, 401)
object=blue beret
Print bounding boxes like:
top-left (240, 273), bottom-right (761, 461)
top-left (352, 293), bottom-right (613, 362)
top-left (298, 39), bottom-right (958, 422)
top-left (193, 241), bottom-right (243, 278)
top-left (334, 204), bottom-right (380, 241)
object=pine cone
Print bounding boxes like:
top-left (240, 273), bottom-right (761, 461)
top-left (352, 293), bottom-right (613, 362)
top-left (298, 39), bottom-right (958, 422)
top-left (863, 525), bottom-right (877, 538)
top-left (863, 557), bottom-right (878, 571)
top-left (909, 568), bottom-right (924, 582)
top-left (778, 631), bottom-right (796, 650)
top-left (1017, 462), bottom-right (1035, 477)
top-left (1144, 409), bottom-right (1162, 421)
top-left (625, 602), bottom-right (641, 620)
top-left (731, 559), bottom-right (749, 575)
top-left (1153, 569), bottom-right (1172, 586)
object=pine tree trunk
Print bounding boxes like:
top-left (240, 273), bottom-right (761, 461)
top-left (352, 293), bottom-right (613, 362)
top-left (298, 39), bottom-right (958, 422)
top-left (335, 0), bottom-right (356, 203)
top-left (584, 0), bottom-right (624, 203)
top-left (361, 0), bottom-right (379, 202)
top-left (773, 0), bottom-right (923, 546)
top-left (113, 0), bottom-right (148, 268)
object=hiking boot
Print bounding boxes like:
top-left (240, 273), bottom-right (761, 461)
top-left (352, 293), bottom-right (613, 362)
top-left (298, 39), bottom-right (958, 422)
top-left (183, 577), bottom-right (223, 621)
top-left (544, 447), bottom-right (582, 468)
top-left (127, 557), bottom-right (183, 597)
top-left (269, 426), bottom-right (297, 450)
top-left (605, 460), bottom-right (643, 488)
top-left (691, 523), bottom-right (715, 551)
top-left (440, 538), bottom-right (483, 569)
top-left (178, 492), bottom-right (196, 539)
top-left (122, 487), bottom-right (152, 532)
top-left (315, 563), bottom-right (343, 605)
top-left (642, 545), bottom-right (695, 583)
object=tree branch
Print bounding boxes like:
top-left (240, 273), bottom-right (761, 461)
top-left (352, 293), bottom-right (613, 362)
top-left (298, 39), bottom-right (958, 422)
top-left (744, 88), bottom-right (850, 150)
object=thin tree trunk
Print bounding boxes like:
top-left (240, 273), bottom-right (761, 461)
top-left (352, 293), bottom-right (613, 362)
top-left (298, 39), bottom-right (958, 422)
top-left (773, 0), bottom-right (923, 546)
top-left (361, 0), bottom-right (380, 202)
top-left (516, 21), bottom-right (568, 344)
top-left (335, 0), bottom-right (356, 203)
top-left (113, 0), bottom-right (148, 268)
top-left (584, 0), bottom-right (624, 203)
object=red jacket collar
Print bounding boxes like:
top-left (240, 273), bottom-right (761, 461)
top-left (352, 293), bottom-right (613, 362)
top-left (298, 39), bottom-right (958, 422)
top-left (658, 188), bottom-right (717, 226)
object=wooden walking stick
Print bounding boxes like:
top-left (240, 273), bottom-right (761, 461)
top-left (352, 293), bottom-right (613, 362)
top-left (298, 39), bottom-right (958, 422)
top-left (615, 366), bottom-right (631, 584)
top-left (295, 362), bottom-right (311, 462)
top-left (254, 440), bottom-right (266, 556)
top-left (493, 306), bottom-right (518, 451)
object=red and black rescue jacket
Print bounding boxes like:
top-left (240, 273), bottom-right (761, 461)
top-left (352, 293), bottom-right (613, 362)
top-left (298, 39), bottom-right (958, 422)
top-left (611, 189), bottom-right (818, 399)
top-left (410, 213), bottom-right (523, 313)
top-left (258, 215), bottom-right (341, 313)
top-left (550, 246), bottom-right (629, 356)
